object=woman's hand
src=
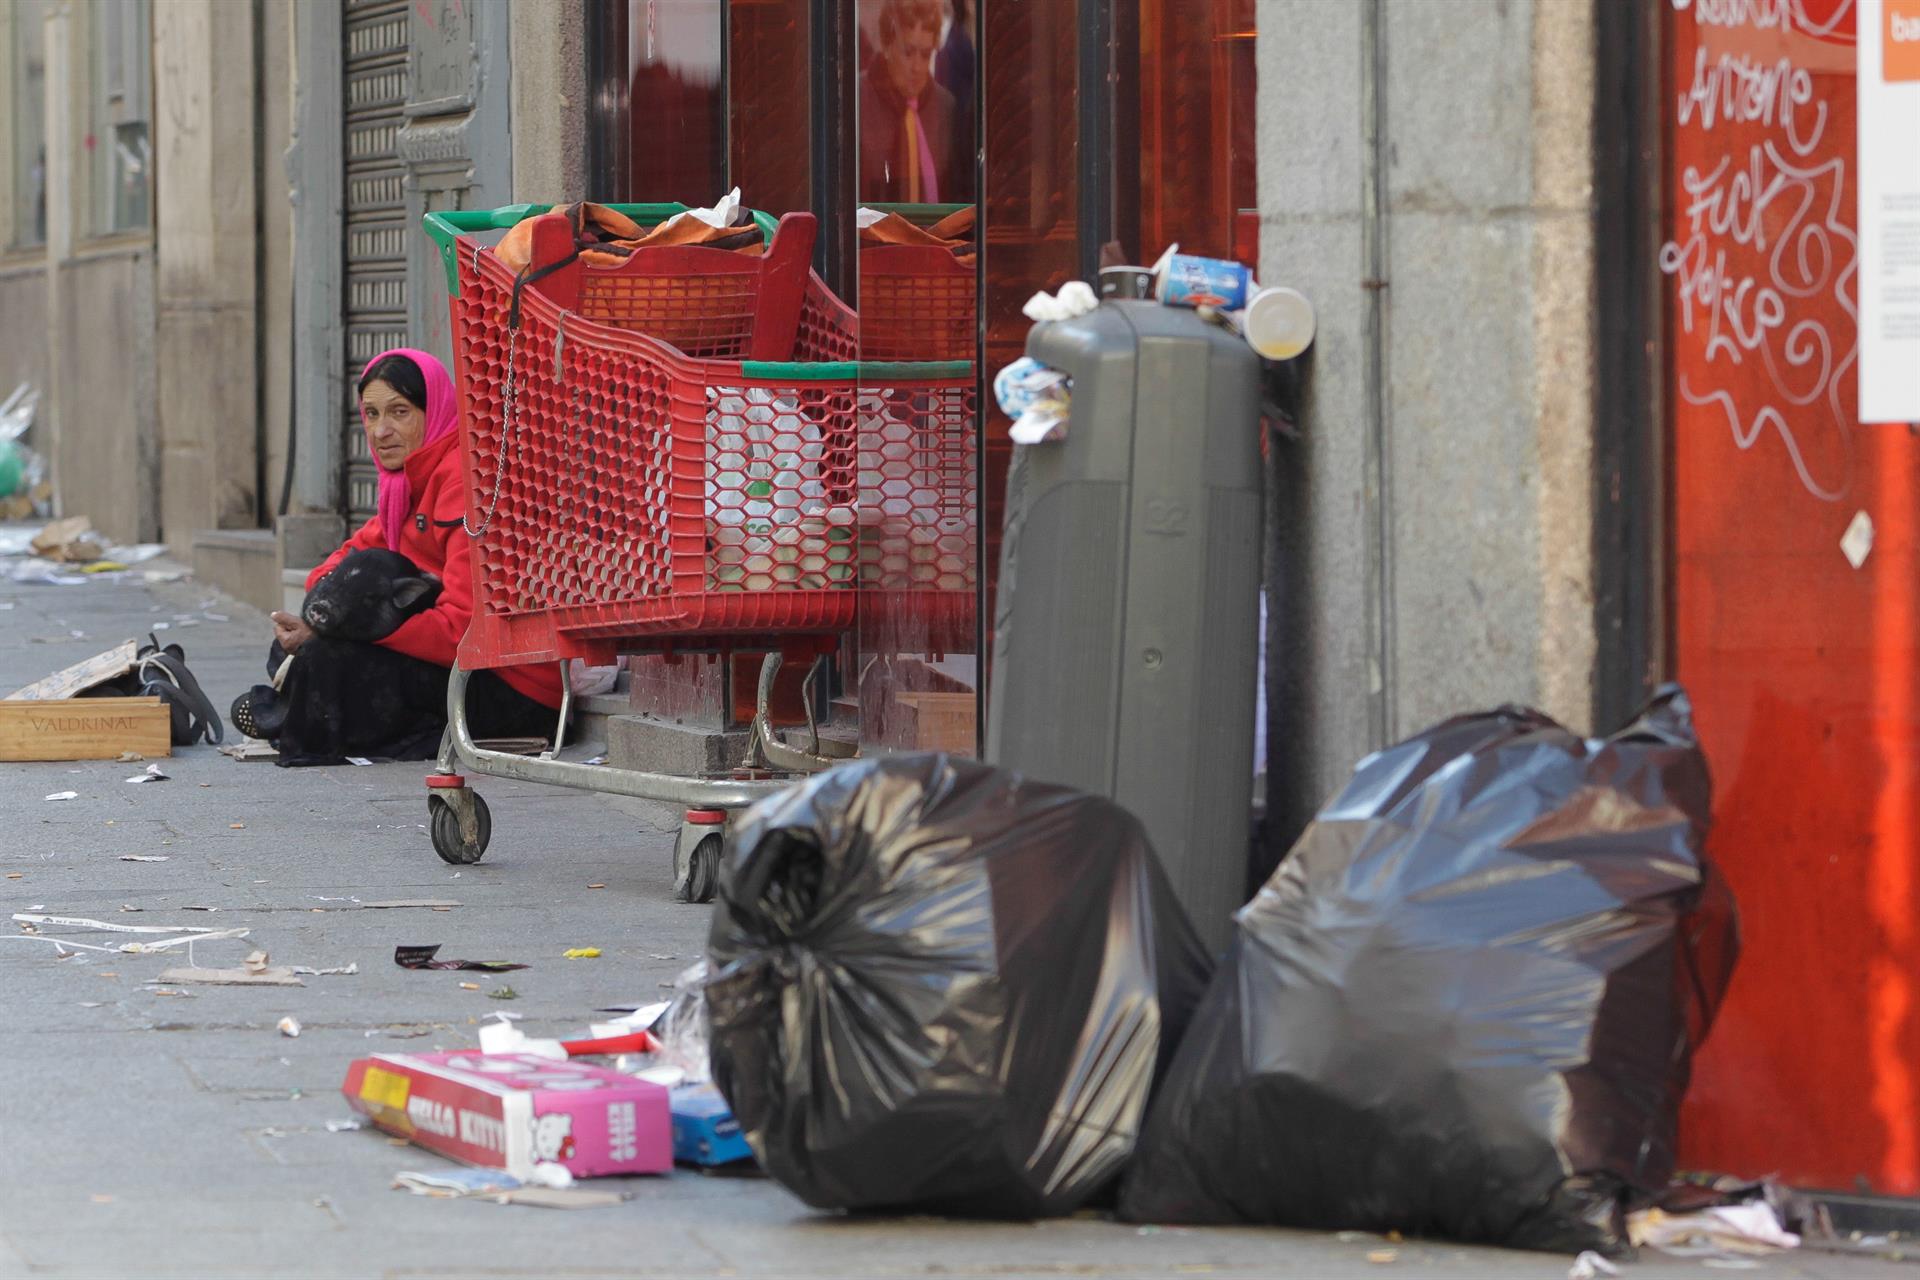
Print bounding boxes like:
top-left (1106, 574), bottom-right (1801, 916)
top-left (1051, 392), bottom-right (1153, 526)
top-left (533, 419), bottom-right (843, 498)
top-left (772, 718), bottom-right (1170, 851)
top-left (270, 611), bottom-right (314, 654)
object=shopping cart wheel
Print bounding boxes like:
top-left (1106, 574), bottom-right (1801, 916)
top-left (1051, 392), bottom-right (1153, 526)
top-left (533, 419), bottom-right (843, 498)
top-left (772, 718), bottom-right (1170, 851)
top-left (428, 789), bottom-right (492, 865)
top-left (673, 809), bottom-right (727, 904)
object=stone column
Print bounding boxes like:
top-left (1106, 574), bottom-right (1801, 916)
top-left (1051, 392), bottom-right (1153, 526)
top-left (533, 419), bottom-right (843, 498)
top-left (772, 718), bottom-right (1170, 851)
top-left (153, 0), bottom-right (259, 550)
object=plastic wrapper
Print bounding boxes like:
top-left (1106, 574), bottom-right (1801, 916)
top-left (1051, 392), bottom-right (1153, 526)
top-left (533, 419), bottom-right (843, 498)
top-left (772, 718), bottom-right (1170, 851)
top-left (651, 960), bottom-right (712, 1085)
top-left (706, 753), bottom-right (1213, 1218)
top-left (1119, 686), bottom-right (1739, 1255)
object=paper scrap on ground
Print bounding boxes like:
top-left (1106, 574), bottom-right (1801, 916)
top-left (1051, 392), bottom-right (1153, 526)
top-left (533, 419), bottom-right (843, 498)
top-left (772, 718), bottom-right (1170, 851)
top-left (126, 764), bottom-right (169, 784)
top-left (394, 944), bottom-right (525, 972)
top-left (1629, 1203), bottom-right (1800, 1257)
top-left (1568, 1251), bottom-right (1621, 1280)
top-left (325, 1118), bottom-right (363, 1132)
top-left (119, 855), bottom-right (168, 862)
top-left (15, 912), bottom-right (229, 935)
top-left (278, 1016), bottom-right (302, 1037)
top-left (44, 792), bottom-right (77, 802)
top-left (290, 962), bottom-right (359, 976)
top-left (394, 1169), bottom-right (524, 1198)
top-left (156, 965), bottom-right (304, 987)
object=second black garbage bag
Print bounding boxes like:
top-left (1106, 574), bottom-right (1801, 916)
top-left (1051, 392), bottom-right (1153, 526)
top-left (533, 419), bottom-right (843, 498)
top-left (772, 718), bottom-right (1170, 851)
top-left (706, 753), bottom-right (1214, 1218)
top-left (1118, 686), bottom-right (1739, 1255)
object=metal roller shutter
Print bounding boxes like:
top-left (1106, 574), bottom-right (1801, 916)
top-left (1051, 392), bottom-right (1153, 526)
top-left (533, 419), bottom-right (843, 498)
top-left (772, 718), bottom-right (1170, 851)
top-left (341, 0), bottom-right (409, 521)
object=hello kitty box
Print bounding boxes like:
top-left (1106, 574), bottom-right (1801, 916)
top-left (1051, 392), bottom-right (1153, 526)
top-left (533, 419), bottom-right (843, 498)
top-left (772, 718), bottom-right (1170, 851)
top-left (341, 1051), bottom-right (672, 1179)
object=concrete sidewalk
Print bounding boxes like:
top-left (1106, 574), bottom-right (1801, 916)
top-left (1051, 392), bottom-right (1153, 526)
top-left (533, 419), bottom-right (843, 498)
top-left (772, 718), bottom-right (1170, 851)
top-left (0, 566), bottom-right (1909, 1279)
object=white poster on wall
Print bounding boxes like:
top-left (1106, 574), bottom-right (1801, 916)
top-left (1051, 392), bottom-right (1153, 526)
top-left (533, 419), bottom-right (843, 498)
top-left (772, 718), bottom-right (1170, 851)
top-left (1859, 0), bottom-right (1920, 424)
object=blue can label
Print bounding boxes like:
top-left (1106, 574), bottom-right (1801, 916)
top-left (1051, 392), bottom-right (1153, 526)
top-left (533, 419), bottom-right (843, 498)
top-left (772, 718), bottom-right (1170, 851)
top-left (1159, 254), bottom-right (1253, 309)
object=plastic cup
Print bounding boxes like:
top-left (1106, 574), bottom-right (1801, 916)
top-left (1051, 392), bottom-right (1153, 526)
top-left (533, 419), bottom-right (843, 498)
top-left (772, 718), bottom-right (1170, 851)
top-left (1240, 286), bottom-right (1317, 360)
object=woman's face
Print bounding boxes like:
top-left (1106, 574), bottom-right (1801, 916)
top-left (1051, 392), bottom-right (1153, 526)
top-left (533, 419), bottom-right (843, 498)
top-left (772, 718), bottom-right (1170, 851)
top-left (361, 379), bottom-right (426, 471)
top-left (883, 14), bottom-right (938, 100)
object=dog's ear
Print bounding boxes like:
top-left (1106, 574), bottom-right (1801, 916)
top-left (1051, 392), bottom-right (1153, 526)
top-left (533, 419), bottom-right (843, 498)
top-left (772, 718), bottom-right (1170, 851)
top-left (390, 575), bottom-right (439, 612)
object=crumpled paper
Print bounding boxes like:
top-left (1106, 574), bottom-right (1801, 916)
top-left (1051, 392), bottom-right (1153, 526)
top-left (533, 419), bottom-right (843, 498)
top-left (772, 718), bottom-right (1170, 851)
top-left (1022, 280), bottom-right (1098, 323)
top-left (993, 357), bottom-right (1072, 445)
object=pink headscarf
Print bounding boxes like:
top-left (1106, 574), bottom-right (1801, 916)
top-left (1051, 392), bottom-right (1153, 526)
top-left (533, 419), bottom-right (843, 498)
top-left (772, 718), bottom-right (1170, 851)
top-left (361, 347), bottom-right (459, 553)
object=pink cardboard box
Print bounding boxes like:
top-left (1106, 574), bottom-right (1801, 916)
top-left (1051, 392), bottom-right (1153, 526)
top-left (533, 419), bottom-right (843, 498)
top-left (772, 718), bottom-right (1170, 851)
top-left (341, 1051), bottom-right (671, 1180)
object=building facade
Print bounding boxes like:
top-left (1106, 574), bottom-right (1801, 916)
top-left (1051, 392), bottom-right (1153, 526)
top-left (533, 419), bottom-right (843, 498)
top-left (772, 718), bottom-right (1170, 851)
top-left (3, 0), bottom-right (1912, 1198)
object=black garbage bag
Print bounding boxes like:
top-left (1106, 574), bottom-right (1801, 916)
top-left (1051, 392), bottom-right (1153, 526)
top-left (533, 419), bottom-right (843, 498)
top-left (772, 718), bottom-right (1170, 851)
top-left (1118, 686), bottom-right (1738, 1255)
top-left (706, 753), bottom-right (1214, 1218)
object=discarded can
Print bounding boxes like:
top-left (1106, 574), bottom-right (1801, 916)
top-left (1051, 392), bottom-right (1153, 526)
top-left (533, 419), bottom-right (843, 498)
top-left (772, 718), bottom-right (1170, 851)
top-left (1158, 253), bottom-right (1254, 310)
top-left (1100, 266), bottom-right (1156, 300)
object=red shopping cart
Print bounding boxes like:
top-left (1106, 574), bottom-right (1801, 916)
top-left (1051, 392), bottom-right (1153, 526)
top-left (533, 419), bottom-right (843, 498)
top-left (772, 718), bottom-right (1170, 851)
top-left (418, 201), bottom-right (976, 894)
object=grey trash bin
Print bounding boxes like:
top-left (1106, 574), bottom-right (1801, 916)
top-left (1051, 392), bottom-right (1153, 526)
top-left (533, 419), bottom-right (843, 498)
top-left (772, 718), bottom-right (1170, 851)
top-left (986, 300), bottom-right (1263, 952)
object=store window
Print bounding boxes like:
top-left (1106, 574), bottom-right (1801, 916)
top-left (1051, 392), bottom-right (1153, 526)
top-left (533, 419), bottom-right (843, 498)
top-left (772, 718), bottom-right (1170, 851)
top-left (586, 0), bottom-right (1254, 755)
top-left (90, 0), bottom-right (152, 235)
top-left (9, 0), bottom-right (49, 248)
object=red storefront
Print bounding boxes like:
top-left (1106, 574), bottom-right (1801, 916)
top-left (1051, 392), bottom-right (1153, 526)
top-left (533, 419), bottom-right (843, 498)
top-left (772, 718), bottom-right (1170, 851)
top-left (1659, 0), bottom-right (1920, 1194)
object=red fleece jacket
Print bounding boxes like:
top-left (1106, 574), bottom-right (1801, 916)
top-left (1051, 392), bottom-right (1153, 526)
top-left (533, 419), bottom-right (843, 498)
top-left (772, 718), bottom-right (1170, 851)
top-left (305, 432), bottom-right (565, 709)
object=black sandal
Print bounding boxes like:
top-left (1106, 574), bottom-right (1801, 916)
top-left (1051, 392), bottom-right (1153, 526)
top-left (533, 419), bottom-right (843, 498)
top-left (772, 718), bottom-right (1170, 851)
top-left (229, 685), bottom-right (284, 742)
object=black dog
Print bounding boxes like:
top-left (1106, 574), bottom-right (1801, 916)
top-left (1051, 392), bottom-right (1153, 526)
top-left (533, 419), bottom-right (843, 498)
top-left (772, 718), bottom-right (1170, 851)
top-left (302, 548), bottom-right (441, 641)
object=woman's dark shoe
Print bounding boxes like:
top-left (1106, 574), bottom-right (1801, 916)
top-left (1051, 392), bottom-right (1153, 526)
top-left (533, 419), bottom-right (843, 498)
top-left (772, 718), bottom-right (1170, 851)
top-left (229, 685), bottom-right (286, 741)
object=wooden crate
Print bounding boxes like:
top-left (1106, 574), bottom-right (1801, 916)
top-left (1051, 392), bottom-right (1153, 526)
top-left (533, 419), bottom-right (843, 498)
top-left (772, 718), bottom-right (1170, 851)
top-left (895, 692), bottom-right (978, 755)
top-left (0, 697), bottom-right (172, 761)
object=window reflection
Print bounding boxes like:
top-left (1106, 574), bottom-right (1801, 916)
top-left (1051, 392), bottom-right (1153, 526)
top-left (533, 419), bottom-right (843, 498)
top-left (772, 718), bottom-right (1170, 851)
top-left (857, 0), bottom-right (974, 204)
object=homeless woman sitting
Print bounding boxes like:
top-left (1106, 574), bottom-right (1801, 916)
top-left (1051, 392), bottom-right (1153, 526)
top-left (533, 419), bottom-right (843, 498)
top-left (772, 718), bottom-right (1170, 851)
top-left (229, 348), bottom-right (564, 766)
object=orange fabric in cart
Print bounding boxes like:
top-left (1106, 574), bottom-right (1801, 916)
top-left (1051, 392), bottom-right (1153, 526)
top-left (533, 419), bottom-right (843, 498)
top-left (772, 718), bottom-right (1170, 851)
top-left (1665, 0), bottom-right (1920, 1194)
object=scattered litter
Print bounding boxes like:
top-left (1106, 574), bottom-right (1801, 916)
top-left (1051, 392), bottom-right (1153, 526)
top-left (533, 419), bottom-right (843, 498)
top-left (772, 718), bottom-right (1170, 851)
top-left (79, 1001), bottom-right (105, 1008)
top-left (5, 872), bottom-right (20, 879)
top-left (345, 757), bottom-right (373, 766)
top-left (290, 962), bottom-right (359, 977)
top-left (125, 764), bottom-right (169, 784)
top-left (394, 1168), bottom-right (523, 1199)
top-left (29, 516), bottom-right (105, 564)
top-left (994, 356), bottom-right (1073, 444)
top-left (15, 912), bottom-right (230, 936)
top-left (1366, 1251), bottom-right (1397, 1264)
top-left (394, 944), bottom-right (525, 972)
top-left (44, 791), bottom-right (77, 802)
top-left (458, 982), bottom-right (480, 991)
top-left (487, 986), bottom-right (519, 1000)
top-left (528, 1163), bottom-right (575, 1189)
top-left (1629, 1203), bottom-right (1800, 1258)
top-left (1022, 279), bottom-right (1098, 323)
top-left (156, 953), bottom-right (304, 987)
top-left (119, 855), bottom-right (169, 862)
top-left (499, 1187), bottom-right (629, 1210)
top-left (219, 741), bottom-right (279, 762)
top-left (1569, 1252), bottom-right (1622, 1280)
top-left (150, 988), bottom-right (194, 998)
top-left (346, 1052), bottom-right (671, 1179)
top-left (587, 884), bottom-right (606, 890)
top-left (229, 822), bottom-right (246, 830)
top-left (563, 948), bottom-right (601, 960)
top-left (325, 1118), bottom-right (364, 1132)
top-left (117, 751), bottom-right (144, 762)
top-left (361, 899), bottom-right (459, 910)
top-left (278, 1016), bottom-right (302, 1037)
top-left (181, 905), bottom-right (218, 912)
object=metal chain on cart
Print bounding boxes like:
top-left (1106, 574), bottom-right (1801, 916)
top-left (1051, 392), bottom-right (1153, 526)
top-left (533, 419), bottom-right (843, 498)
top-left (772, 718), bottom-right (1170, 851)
top-left (464, 248), bottom-right (576, 540)
top-left (463, 319), bottom-right (522, 539)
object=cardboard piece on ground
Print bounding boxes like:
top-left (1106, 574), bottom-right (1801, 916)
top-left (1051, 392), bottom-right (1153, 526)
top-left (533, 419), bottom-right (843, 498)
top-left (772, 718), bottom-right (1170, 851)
top-left (219, 739), bottom-right (279, 762)
top-left (29, 516), bottom-right (104, 563)
top-left (5, 640), bottom-right (138, 701)
top-left (154, 965), bottom-right (305, 987)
